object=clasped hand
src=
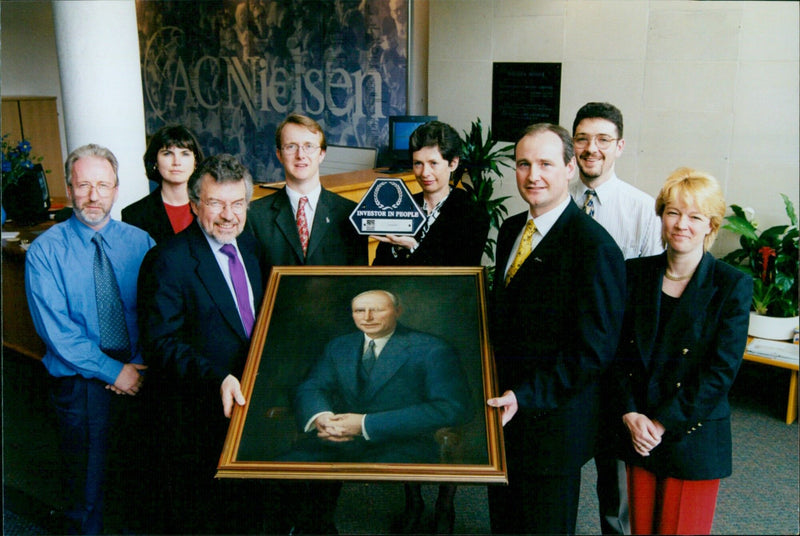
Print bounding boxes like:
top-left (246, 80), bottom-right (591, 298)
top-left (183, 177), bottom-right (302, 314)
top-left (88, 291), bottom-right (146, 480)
top-left (314, 413), bottom-right (363, 442)
top-left (107, 363), bottom-right (147, 396)
top-left (622, 412), bottom-right (665, 457)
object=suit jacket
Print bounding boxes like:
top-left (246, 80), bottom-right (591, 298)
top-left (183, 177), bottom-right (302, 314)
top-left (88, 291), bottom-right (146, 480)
top-left (137, 222), bottom-right (265, 463)
top-left (247, 187), bottom-right (367, 266)
top-left (373, 188), bottom-right (490, 266)
top-left (139, 221), bottom-right (264, 382)
top-left (122, 187), bottom-right (188, 244)
top-left (491, 200), bottom-right (626, 474)
top-left (292, 324), bottom-right (472, 463)
top-left (613, 251), bottom-right (752, 480)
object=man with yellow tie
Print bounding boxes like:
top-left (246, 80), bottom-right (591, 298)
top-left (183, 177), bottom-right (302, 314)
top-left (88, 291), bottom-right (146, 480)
top-left (487, 123), bottom-right (626, 534)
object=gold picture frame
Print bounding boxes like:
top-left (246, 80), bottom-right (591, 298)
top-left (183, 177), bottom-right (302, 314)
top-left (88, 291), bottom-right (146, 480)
top-left (217, 266), bottom-right (506, 483)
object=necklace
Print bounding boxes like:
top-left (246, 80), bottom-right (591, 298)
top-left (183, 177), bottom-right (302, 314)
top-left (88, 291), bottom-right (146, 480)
top-left (664, 270), bottom-right (692, 282)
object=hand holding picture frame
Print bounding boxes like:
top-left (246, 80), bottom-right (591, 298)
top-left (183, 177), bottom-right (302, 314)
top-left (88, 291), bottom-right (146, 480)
top-left (217, 266), bottom-right (506, 483)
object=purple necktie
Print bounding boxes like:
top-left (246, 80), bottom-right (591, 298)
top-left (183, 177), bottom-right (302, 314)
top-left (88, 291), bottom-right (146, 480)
top-left (220, 243), bottom-right (254, 337)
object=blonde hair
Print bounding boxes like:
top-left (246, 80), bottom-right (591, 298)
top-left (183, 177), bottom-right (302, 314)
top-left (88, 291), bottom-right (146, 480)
top-left (655, 167), bottom-right (726, 251)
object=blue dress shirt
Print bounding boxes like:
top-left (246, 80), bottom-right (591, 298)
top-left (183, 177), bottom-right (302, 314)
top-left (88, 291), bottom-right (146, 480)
top-left (25, 215), bottom-right (155, 384)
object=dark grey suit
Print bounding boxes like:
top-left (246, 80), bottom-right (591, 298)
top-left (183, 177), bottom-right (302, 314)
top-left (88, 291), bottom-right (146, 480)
top-left (489, 201), bottom-right (626, 534)
top-left (137, 221), bottom-right (266, 533)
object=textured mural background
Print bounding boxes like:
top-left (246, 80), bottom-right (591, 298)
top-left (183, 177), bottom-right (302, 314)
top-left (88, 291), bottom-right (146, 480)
top-left (137, 0), bottom-right (407, 182)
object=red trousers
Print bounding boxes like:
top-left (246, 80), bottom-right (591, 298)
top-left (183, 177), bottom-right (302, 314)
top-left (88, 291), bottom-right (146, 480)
top-left (627, 464), bottom-right (720, 535)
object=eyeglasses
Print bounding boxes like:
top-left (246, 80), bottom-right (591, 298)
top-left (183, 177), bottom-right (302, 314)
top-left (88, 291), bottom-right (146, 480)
top-left (70, 182), bottom-right (117, 197)
top-left (281, 143), bottom-right (320, 155)
top-left (573, 135), bottom-right (619, 150)
top-left (201, 199), bottom-right (247, 215)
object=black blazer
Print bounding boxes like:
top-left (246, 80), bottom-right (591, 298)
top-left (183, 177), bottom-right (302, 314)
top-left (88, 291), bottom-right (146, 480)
top-left (137, 221), bottom-right (265, 471)
top-left (372, 188), bottom-right (490, 266)
top-left (246, 187), bottom-right (368, 266)
top-left (491, 200), bottom-right (626, 473)
top-left (122, 187), bottom-right (189, 244)
top-left (138, 221), bottom-right (265, 384)
top-left (614, 251), bottom-right (752, 480)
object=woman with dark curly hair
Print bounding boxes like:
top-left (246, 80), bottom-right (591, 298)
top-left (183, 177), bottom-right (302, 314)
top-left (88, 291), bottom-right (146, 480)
top-left (122, 125), bottom-right (204, 243)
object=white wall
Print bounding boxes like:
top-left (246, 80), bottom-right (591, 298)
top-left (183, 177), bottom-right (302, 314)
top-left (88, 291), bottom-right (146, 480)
top-left (1, 1), bottom-right (68, 161)
top-left (427, 0), bottom-right (800, 255)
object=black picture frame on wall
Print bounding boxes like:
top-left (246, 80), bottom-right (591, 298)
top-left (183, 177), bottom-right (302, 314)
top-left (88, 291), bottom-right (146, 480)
top-left (492, 62), bottom-right (562, 142)
top-left (217, 266), bottom-right (507, 483)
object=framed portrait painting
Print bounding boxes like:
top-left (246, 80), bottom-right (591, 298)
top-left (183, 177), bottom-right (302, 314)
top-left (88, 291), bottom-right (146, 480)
top-left (217, 266), bottom-right (507, 483)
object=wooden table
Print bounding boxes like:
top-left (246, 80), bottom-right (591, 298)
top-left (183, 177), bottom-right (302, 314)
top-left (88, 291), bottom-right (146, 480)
top-left (743, 336), bottom-right (799, 424)
top-left (2, 220), bottom-right (54, 359)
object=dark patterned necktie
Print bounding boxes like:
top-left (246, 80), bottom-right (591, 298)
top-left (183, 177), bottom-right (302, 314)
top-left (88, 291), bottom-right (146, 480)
top-left (362, 339), bottom-right (376, 375)
top-left (220, 243), bottom-right (255, 337)
top-left (583, 189), bottom-right (596, 217)
top-left (92, 233), bottom-right (131, 362)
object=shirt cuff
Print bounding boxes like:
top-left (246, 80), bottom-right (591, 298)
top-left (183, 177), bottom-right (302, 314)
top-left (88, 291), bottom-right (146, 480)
top-left (361, 414), bottom-right (370, 440)
top-left (304, 411), bottom-right (334, 433)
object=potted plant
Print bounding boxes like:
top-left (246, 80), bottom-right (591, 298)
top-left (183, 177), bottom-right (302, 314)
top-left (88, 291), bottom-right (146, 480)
top-left (2, 134), bottom-right (50, 225)
top-left (722, 194), bottom-right (799, 340)
top-left (454, 118), bottom-right (515, 286)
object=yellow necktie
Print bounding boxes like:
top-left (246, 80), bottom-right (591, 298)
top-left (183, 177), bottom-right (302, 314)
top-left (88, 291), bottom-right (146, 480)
top-left (505, 219), bottom-right (536, 286)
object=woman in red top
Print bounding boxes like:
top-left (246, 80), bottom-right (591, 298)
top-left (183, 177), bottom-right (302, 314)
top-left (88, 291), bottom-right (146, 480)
top-left (122, 125), bottom-right (204, 242)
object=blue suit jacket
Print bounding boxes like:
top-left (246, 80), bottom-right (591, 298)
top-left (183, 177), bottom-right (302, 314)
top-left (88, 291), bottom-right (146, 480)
top-left (614, 251), bottom-right (752, 479)
top-left (292, 324), bottom-right (472, 463)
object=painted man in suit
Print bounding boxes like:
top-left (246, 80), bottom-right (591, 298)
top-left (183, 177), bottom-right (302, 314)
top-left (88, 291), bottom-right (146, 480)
top-left (137, 154), bottom-right (268, 534)
top-left (486, 124), bottom-right (626, 534)
top-left (290, 289), bottom-right (472, 464)
top-left (247, 113), bottom-right (367, 266)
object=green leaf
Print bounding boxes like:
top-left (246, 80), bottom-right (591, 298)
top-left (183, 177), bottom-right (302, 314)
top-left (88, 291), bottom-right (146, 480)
top-left (781, 193), bottom-right (798, 228)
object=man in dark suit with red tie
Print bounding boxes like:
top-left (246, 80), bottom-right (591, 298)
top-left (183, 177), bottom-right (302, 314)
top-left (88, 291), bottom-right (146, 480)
top-left (246, 113), bottom-right (367, 533)
top-left (138, 154), bottom-right (268, 534)
top-left (247, 113), bottom-right (367, 267)
top-left (487, 124), bottom-right (626, 534)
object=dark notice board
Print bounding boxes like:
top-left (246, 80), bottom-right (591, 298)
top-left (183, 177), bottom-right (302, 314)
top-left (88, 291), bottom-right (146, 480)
top-left (492, 63), bottom-right (562, 142)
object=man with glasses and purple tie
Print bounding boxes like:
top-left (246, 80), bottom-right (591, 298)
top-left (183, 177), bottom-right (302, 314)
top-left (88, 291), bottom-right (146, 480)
top-left (137, 154), bottom-right (269, 534)
top-left (25, 144), bottom-right (155, 534)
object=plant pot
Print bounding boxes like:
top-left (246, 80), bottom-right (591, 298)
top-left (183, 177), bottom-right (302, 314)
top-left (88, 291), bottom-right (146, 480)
top-left (748, 312), bottom-right (799, 341)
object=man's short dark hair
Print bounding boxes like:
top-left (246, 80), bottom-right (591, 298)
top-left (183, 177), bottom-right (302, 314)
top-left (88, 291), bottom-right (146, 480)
top-left (188, 154), bottom-right (253, 204)
top-left (572, 102), bottom-right (624, 139)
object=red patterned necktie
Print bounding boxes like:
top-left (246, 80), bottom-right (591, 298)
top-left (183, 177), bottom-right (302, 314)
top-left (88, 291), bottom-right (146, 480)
top-left (296, 196), bottom-right (309, 256)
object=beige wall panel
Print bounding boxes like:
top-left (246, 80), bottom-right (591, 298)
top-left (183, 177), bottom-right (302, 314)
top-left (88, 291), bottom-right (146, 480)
top-left (564, 1), bottom-right (648, 61)
top-left (646, 4), bottom-right (742, 61)
top-left (732, 62), bottom-right (800, 160)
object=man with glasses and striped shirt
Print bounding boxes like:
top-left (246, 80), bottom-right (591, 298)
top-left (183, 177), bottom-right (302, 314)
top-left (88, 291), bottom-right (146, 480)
top-left (569, 102), bottom-right (663, 535)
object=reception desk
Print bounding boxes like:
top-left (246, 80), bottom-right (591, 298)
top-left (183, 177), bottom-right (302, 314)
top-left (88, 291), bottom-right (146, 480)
top-left (2, 169), bottom-right (416, 359)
